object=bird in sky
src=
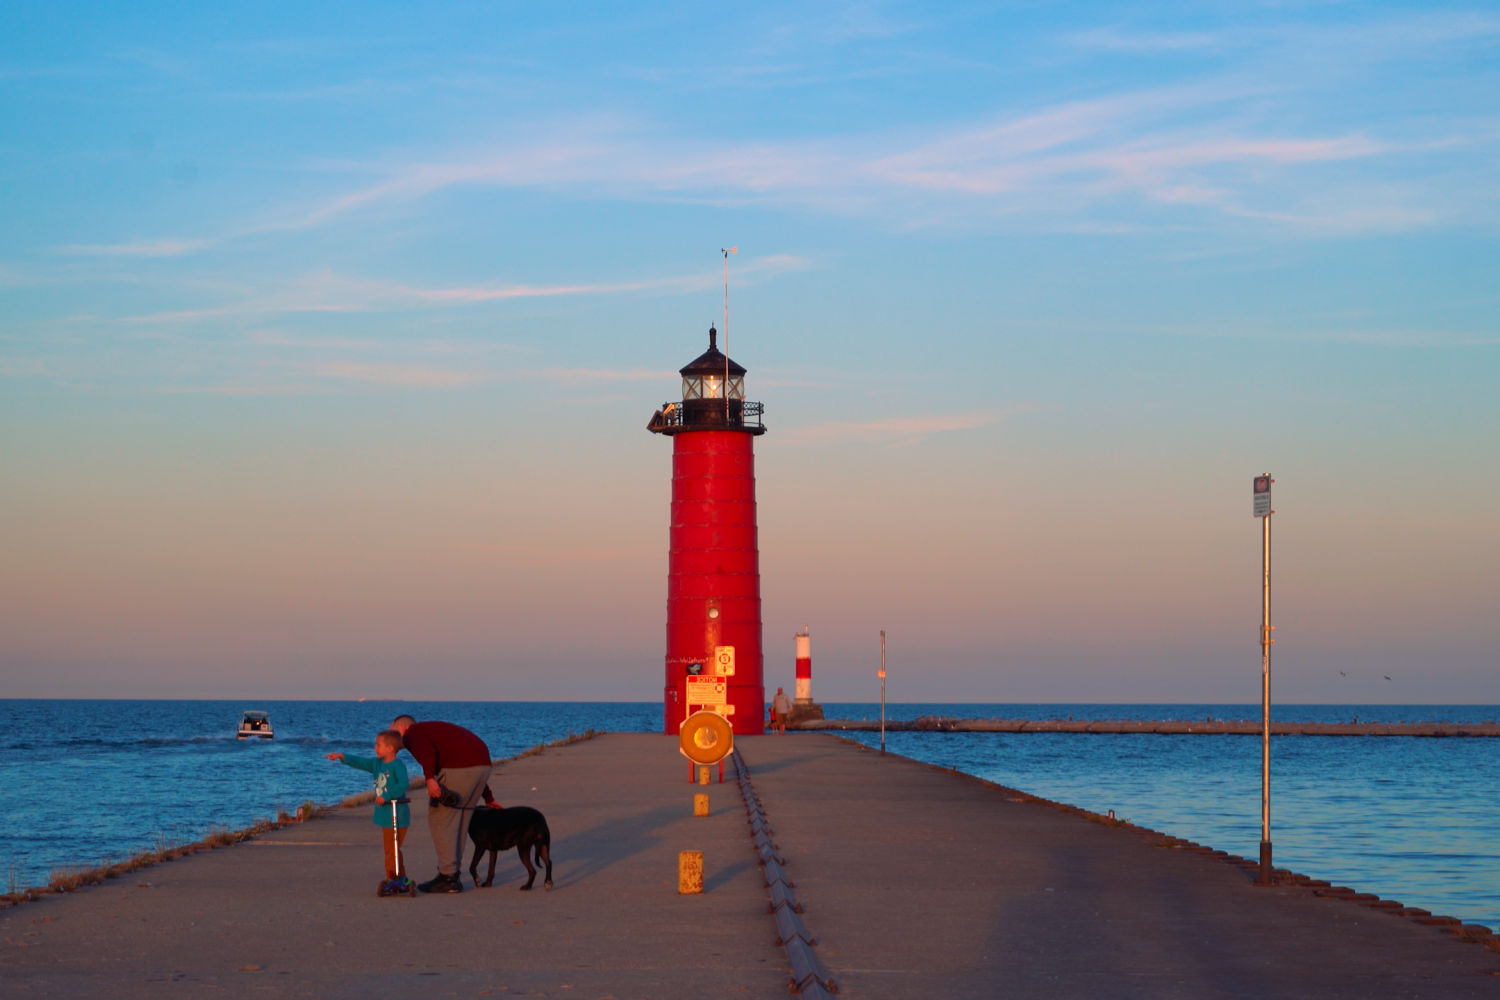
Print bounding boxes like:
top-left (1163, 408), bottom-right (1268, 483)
top-left (1384, 675), bottom-right (1392, 680)
top-left (1339, 671), bottom-right (1346, 677)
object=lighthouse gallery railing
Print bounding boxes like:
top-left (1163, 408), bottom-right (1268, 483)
top-left (649, 399), bottom-right (765, 434)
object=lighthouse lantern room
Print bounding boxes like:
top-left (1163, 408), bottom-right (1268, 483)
top-left (648, 326), bottom-right (766, 735)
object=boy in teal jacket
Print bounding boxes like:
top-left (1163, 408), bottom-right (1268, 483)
top-left (327, 729), bottom-right (411, 885)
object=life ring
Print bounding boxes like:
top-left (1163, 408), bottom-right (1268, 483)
top-left (679, 710), bottom-right (734, 764)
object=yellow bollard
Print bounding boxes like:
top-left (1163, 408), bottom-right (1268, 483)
top-left (678, 851), bottom-right (703, 894)
top-left (693, 793), bottom-right (709, 817)
top-left (698, 765), bottom-right (710, 785)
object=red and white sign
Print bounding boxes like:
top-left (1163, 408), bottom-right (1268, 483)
top-left (686, 676), bottom-right (728, 705)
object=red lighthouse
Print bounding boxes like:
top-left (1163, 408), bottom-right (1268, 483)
top-left (648, 326), bottom-right (766, 735)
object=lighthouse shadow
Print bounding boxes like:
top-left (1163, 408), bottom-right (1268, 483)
top-left (538, 803), bottom-right (687, 890)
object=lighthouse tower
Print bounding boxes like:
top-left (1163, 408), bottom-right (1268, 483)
top-left (794, 626), bottom-right (813, 703)
top-left (648, 326), bottom-right (766, 735)
top-left (791, 625), bottom-right (824, 725)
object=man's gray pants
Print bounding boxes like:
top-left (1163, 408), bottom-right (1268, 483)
top-left (428, 764), bottom-right (493, 877)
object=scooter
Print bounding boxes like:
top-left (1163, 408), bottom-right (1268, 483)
top-left (377, 797), bottom-right (416, 898)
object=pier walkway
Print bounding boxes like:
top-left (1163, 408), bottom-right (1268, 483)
top-left (0, 734), bottom-right (786, 998)
top-left (743, 735), bottom-right (1498, 998)
top-left (4, 733), bottom-right (1497, 998)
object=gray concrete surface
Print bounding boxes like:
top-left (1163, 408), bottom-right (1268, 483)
top-left (0, 734), bottom-right (786, 998)
top-left (739, 734), bottom-right (1500, 998)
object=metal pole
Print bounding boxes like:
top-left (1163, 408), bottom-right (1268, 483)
top-left (879, 630), bottom-right (887, 755)
top-left (721, 247), bottom-right (735, 423)
top-left (1259, 478), bottom-right (1274, 885)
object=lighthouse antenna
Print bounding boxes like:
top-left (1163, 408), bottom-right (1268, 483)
top-left (721, 247), bottom-right (736, 420)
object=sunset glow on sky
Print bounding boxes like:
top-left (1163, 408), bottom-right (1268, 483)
top-left (2, 2), bottom-right (1497, 702)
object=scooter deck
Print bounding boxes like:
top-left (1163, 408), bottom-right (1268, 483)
top-left (377, 877), bottom-right (416, 898)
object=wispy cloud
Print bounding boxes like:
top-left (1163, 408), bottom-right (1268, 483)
top-left (269, 84), bottom-right (1434, 235)
top-left (158, 382), bottom-right (328, 396)
top-left (0, 358), bottom-right (53, 378)
top-left (146, 358), bottom-right (676, 397)
top-left (117, 256), bottom-right (810, 324)
top-left (52, 239), bottom-right (212, 258)
top-left (310, 362), bottom-right (486, 387)
top-left (534, 367), bottom-right (675, 382)
top-left (371, 256), bottom-right (806, 304)
top-left (1066, 28), bottom-right (1219, 52)
top-left (246, 331), bottom-right (381, 349)
top-left (786, 407), bottom-right (1037, 445)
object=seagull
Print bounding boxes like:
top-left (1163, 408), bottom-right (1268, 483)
top-left (1383, 676), bottom-right (1391, 681)
top-left (1339, 671), bottom-right (1346, 676)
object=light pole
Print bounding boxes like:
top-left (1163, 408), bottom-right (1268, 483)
top-left (1254, 474), bottom-right (1275, 885)
top-left (879, 630), bottom-right (887, 755)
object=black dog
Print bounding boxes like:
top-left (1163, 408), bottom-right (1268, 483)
top-left (467, 806), bottom-right (553, 890)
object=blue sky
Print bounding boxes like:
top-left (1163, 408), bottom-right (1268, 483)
top-left (2, 2), bottom-right (1498, 701)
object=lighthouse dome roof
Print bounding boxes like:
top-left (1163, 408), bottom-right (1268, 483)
top-left (679, 325), bottom-right (746, 378)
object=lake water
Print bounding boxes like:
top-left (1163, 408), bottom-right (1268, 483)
top-left (4, 700), bottom-right (1496, 930)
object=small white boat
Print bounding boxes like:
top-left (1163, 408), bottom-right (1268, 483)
top-left (237, 711), bottom-right (274, 740)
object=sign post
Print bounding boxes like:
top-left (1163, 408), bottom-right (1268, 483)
top-left (878, 630), bottom-right (887, 756)
top-left (1254, 474), bottom-right (1275, 885)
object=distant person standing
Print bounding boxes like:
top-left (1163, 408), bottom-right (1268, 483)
top-left (390, 715), bottom-right (497, 893)
top-left (771, 687), bottom-right (791, 734)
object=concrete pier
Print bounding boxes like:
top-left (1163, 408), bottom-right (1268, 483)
top-left (0, 735), bottom-right (785, 998)
top-left (3, 733), bottom-right (1496, 997)
top-left (743, 735), bottom-right (1498, 997)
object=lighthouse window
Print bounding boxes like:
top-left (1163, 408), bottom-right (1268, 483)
top-left (681, 375), bottom-right (741, 400)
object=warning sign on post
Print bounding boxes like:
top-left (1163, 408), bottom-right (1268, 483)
top-left (713, 646), bottom-right (736, 676)
top-left (686, 676), bottom-right (728, 705)
top-left (1253, 475), bottom-right (1272, 518)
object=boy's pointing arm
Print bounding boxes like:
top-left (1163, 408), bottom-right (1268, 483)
top-left (338, 754), bottom-right (378, 774)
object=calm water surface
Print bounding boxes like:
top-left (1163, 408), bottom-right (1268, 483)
top-left (4, 700), bottom-right (1496, 930)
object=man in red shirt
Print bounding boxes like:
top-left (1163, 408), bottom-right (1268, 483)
top-left (391, 715), bottom-right (497, 893)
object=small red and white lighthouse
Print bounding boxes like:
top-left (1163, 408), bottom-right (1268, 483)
top-left (791, 625), bottom-right (823, 723)
top-left (794, 626), bottom-right (812, 703)
top-left (648, 327), bottom-right (766, 735)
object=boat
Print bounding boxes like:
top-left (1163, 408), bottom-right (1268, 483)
top-left (237, 711), bottom-right (274, 740)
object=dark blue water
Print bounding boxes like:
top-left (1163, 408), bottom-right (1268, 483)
top-left (827, 704), bottom-right (1500, 929)
top-left (4, 701), bottom-right (1496, 931)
